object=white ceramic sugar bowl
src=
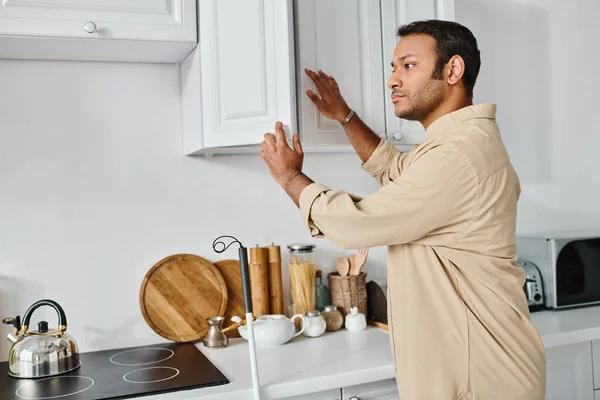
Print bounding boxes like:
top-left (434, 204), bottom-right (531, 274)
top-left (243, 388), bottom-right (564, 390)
top-left (303, 310), bottom-right (327, 338)
top-left (344, 306), bottom-right (367, 332)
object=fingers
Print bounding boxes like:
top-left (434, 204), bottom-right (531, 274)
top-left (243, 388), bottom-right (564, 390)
top-left (274, 122), bottom-right (286, 148)
top-left (292, 133), bottom-right (303, 155)
top-left (306, 89), bottom-right (326, 108)
top-left (305, 68), bottom-right (329, 96)
top-left (323, 72), bottom-right (338, 88)
top-left (263, 131), bottom-right (276, 151)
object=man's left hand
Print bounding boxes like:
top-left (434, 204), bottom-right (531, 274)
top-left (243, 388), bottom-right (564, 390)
top-left (261, 122), bottom-right (304, 186)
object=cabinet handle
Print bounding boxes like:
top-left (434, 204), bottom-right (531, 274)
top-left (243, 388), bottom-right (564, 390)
top-left (392, 131), bottom-right (403, 141)
top-left (84, 21), bottom-right (97, 34)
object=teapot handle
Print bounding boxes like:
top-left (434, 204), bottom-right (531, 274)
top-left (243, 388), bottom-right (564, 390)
top-left (290, 314), bottom-right (305, 338)
top-left (22, 299), bottom-right (67, 334)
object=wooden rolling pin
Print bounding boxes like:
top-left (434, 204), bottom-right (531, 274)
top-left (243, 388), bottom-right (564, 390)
top-left (248, 246), bottom-right (270, 316)
top-left (266, 244), bottom-right (284, 314)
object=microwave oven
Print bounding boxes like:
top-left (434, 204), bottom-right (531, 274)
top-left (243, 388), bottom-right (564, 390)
top-left (516, 231), bottom-right (600, 309)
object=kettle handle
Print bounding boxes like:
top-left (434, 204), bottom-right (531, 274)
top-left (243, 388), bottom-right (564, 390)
top-left (21, 299), bottom-right (67, 334)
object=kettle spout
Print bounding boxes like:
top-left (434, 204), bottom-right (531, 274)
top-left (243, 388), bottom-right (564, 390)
top-left (6, 332), bottom-right (18, 343)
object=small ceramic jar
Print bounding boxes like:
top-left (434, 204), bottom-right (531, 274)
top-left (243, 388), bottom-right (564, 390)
top-left (322, 305), bottom-right (344, 331)
top-left (345, 306), bottom-right (367, 332)
top-left (303, 310), bottom-right (327, 338)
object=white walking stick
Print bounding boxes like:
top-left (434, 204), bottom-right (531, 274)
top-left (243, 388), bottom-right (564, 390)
top-left (213, 236), bottom-right (261, 400)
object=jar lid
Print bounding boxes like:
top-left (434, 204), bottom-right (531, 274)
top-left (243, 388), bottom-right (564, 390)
top-left (305, 310), bottom-right (320, 317)
top-left (287, 243), bottom-right (316, 253)
top-left (323, 305), bottom-right (338, 312)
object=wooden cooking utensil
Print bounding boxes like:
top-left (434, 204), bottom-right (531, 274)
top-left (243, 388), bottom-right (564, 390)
top-left (348, 254), bottom-right (356, 274)
top-left (350, 248), bottom-right (369, 275)
top-left (336, 256), bottom-right (350, 276)
top-left (214, 259), bottom-right (245, 338)
top-left (139, 253), bottom-right (227, 343)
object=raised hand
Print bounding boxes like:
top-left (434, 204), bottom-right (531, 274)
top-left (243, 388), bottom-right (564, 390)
top-left (305, 69), bottom-right (352, 123)
top-left (260, 121), bottom-right (304, 186)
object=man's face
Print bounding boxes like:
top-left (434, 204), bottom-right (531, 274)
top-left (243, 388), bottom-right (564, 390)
top-left (388, 34), bottom-right (446, 122)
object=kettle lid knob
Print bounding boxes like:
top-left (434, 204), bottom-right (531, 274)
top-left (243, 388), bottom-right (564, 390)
top-left (38, 321), bottom-right (49, 333)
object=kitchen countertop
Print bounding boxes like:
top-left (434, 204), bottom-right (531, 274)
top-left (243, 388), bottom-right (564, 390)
top-left (531, 305), bottom-right (600, 348)
top-left (158, 327), bottom-right (394, 400)
top-left (153, 306), bottom-right (600, 400)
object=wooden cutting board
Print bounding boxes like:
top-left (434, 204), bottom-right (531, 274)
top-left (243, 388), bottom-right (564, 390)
top-left (214, 259), bottom-right (245, 338)
top-left (139, 254), bottom-right (228, 343)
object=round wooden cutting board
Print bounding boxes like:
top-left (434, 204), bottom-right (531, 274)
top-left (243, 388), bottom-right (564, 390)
top-left (139, 254), bottom-right (228, 342)
top-left (214, 259), bottom-right (245, 338)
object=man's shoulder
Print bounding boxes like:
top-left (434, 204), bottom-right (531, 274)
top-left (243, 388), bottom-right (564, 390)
top-left (417, 122), bottom-right (512, 181)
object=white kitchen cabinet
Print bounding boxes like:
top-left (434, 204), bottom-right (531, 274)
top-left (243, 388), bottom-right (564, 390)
top-left (380, 0), bottom-right (455, 147)
top-left (545, 342), bottom-right (594, 400)
top-left (180, 0), bottom-right (455, 155)
top-left (342, 378), bottom-right (399, 400)
top-left (180, 0), bottom-right (296, 155)
top-left (294, 0), bottom-right (455, 152)
top-left (294, 0), bottom-right (386, 150)
top-left (285, 388), bottom-right (342, 399)
top-left (596, 390), bottom-right (600, 400)
top-left (0, 0), bottom-right (197, 63)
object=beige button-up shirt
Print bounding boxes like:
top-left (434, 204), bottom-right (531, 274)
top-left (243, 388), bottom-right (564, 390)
top-left (299, 104), bottom-right (546, 400)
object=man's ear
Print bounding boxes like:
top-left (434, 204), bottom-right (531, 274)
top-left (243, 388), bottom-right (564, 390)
top-left (447, 55), bottom-right (465, 86)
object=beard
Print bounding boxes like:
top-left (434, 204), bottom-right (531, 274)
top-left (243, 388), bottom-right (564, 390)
top-left (394, 78), bottom-right (445, 121)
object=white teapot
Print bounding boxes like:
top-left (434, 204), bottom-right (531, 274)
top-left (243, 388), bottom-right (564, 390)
top-left (238, 314), bottom-right (305, 346)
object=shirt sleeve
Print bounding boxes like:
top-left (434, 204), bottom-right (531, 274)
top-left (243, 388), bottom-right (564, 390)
top-left (361, 138), bottom-right (411, 186)
top-left (299, 148), bottom-right (478, 250)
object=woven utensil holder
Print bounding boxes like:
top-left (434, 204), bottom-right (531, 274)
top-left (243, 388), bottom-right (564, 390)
top-left (328, 272), bottom-right (368, 315)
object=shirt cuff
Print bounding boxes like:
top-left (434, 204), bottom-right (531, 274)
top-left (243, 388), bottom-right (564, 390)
top-left (361, 138), bottom-right (396, 177)
top-left (299, 183), bottom-right (331, 238)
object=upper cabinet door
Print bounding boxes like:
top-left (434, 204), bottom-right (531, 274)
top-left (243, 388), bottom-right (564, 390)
top-left (381, 0), bottom-right (455, 146)
top-left (295, 0), bottom-right (386, 147)
top-left (0, 0), bottom-right (196, 42)
top-left (181, 0), bottom-right (296, 154)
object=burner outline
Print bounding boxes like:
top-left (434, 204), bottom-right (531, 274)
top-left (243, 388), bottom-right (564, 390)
top-left (109, 347), bottom-right (174, 366)
top-left (15, 376), bottom-right (95, 400)
top-left (122, 366), bottom-right (180, 384)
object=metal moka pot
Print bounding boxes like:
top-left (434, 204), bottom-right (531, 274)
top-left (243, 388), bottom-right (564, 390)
top-left (2, 299), bottom-right (80, 378)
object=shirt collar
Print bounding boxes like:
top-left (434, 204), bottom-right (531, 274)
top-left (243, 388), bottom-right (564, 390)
top-left (425, 103), bottom-right (497, 140)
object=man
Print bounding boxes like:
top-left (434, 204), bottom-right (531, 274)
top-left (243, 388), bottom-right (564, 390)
top-left (260, 20), bottom-right (546, 400)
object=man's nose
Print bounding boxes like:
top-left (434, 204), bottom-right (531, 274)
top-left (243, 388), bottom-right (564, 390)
top-left (388, 73), bottom-right (401, 90)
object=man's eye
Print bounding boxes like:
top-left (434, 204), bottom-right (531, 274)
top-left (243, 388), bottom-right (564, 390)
top-left (405, 63), bottom-right (415, 70)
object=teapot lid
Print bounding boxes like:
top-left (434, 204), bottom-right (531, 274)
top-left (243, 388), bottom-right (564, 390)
top-left (305, 310), bottom-right (321, 317)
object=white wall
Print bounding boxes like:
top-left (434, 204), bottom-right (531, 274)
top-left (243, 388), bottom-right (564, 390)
top-left (0, 59), bottom-right (386, 359)
top-left (0, 0), bottom-right (599, 360)
top-left (456, 0), bottom-right (600, 232)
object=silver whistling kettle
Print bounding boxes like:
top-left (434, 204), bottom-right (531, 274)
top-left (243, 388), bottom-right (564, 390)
top-left (2, 299), bottom-right (80, 378)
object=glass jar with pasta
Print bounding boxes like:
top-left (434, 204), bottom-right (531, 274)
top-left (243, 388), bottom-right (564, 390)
top-left (287, 243), bottom-right (316, 323)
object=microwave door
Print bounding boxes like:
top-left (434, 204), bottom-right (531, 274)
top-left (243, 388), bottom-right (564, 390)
top-left (556, 239), bottom-right (600, 307)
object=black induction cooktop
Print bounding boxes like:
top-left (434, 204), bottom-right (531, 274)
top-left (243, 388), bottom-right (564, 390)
top-left (0, 342), bottom-right (229, 400)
